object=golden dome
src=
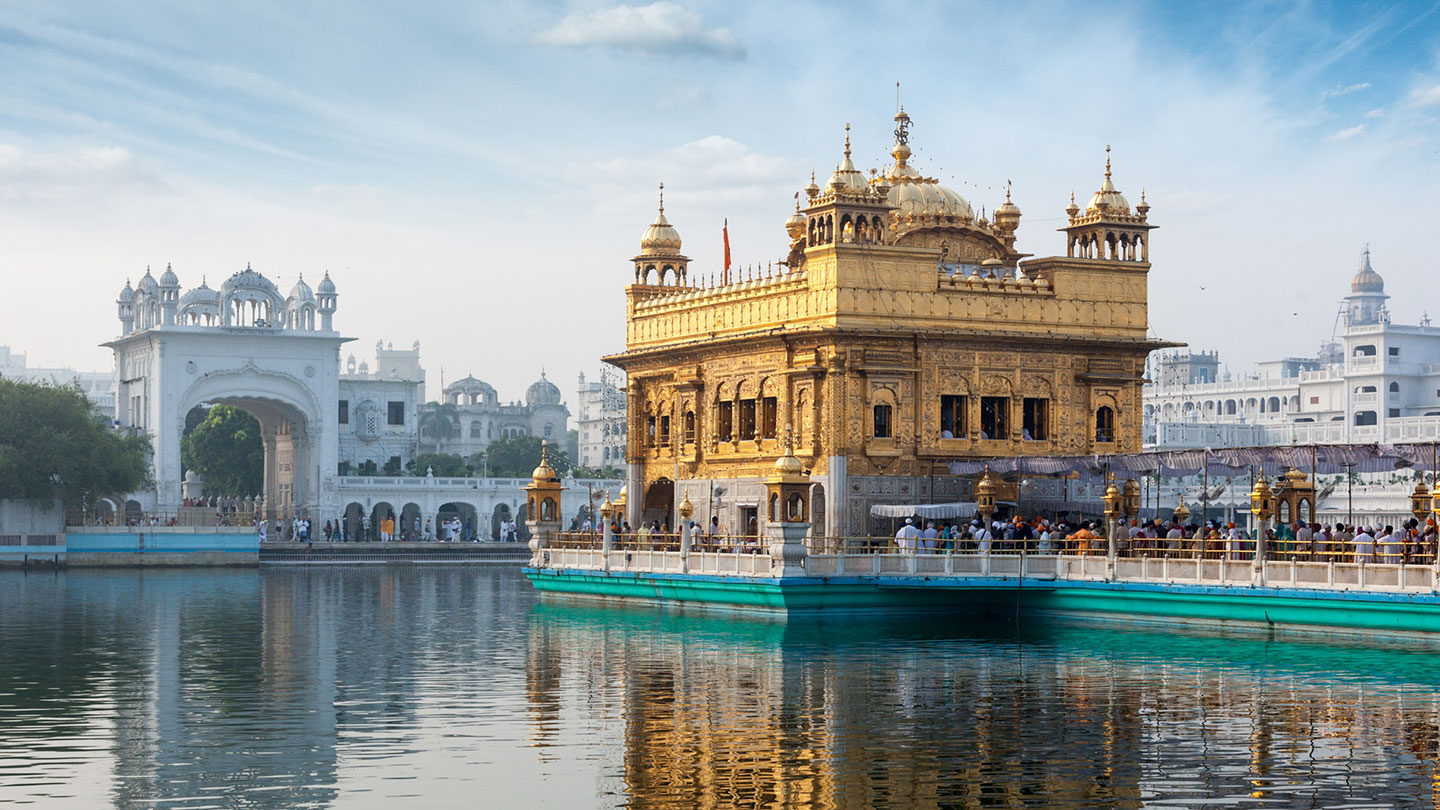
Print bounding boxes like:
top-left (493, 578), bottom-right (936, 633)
top-left (785, 195), bottom-right (806, 238)
top-left (774, 451), bottom-right (804, 477)
top-left (531, 440), bottom-right (557, 483)
top-left (881, 113), bottom-right (973, 220)
top-left (825, 124), bottom-right (870, 195)
top-left (976, 471), bottom-right (996, 496)
top-left (639, 183), bottom-right (683, 256)
top-left (804, 170), bottom-right (820, 200)
top-left (1350, 248), bottom-right (1385, 293)
top-left (994, 192), bottom-right (1020, 219)
top-left (1086, 146), bottom-right (1131, 215)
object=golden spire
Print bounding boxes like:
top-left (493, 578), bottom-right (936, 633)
top-left (657, 181), bottom-right (664, 214)
top-left (844, 123), bottom-right (851, 159)
top-left (1104, 144), bottom-right (1112, 181)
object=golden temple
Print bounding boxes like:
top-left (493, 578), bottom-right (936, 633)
top-left (608, 108), bottom-right (1174, 537)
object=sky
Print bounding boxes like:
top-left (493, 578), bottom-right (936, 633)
top-left (1, 0), bottom-right (1438, 400)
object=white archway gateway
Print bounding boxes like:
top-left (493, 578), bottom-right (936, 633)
top-left (105, 265), bottom-right (347, 521)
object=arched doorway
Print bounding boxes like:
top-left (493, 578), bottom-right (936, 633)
top-left (643, 478), bottom-right (674, 530)
top-left (124, 499), bottom-right (143, 526)
top-left (492, 503), bottom-right (513, 541)
top-left (400, 502), bottom-right (422, 541)
top-left (176, 369), bottom-right (326, 523)
top-left (344, 502), bottom-right (365, 541)
top-left (810, 483), bottom-right (827, 543)
top-left (371, 502), bottom-right (395, 540)
top-left (438, 502), bottom-right (478, 541)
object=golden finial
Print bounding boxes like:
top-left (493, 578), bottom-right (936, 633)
top-left (1104, 144), bottom-right (1112, 180)
top-left (1005, 179), bottom-right (1012, 202)
top-left (794, 191), bottom-right (800, 211)
top-left (843, 123), bottom-right (851, 158)
top-left (657, 182), bottom-right (664, 214)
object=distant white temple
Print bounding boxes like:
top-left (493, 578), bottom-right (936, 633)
top-left (1144, 248), bottom-right (1440, 449)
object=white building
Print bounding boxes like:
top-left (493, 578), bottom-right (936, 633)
top-left (576, 366), bottom-right (626, 470)
top-left (339, 341), bottom-right (426, 474)
top-left (426, 372), bottom-right (570, 457)
top-left (1, 345), bottom-right (116, 418)
top-left (1144, 248), bottom-right (1440, 450)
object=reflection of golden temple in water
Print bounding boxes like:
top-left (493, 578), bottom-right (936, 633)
top-left (526, 605), bottom-right (1440, 809)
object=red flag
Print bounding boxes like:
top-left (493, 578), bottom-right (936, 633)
top-left (723, 218), bottom-right (731, 285)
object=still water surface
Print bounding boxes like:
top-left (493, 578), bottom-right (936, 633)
top-left (3, 567), bottom-right (1440, 808)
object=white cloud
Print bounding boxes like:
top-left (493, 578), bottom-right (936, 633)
top-left (1364, 107), bottom-right (1385, 118)
top-left (0, 143), bottom-right (164, 203)
top-left (534, 2), bottom-right (744, 59)
top-left (1321, 81), bottom-right (1371, 99)
top-left (1409, 83), bottom-right (1440, 107)
top-left (584, 135), bottom-right (792, 191)
top-left (1326, 124), bottom-right (1365, 141)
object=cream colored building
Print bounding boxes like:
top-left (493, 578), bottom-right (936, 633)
top-left (608, 110), bottom-right (1174, 537)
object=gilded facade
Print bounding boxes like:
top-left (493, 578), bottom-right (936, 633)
top-left (609, 110), bottom-right (1175, 536)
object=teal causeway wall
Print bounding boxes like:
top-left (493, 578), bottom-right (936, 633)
top-left (525, 567), bottom-right (1440, 635)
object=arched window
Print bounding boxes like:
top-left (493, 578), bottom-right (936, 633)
top-left (1389, 382), bottom-right (1400, 393)
top-left (1355, 411), bottom-right (1378, 426)
top-left (1095, 406), bottom-right (1115, 443)
top-left (683, 410), bottom-right (695, 444)
top-left (873, 404), bottom-right (892, 439)
top-left (469, 421), bottom-right (481, 438)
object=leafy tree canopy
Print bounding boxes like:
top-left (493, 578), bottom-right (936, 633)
top-left (408, 453), bottom-right (472, 477)
top-left (0, 379), bottom-right (152, 504)
top-left (181, 405), bottom-right (263, 495)
top-left (481, 434), bottom-right (620, 479)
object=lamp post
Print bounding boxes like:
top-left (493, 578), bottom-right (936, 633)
top-left (1103, 476), bottom-right (1122, 576)
top-left (679, 492), bottom-right (695, 570)
top-left (1250, 472), bottom-right (1275, 584)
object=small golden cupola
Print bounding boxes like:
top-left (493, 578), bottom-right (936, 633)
top-left (802, 124), bottom-right (892, 249)
top-left (633, 183), bottom-right (689, 286)
top-left (524, 439), bottom-right (564, 526)
top-left (1061, 145), bottom-right (1155, 263)
top-left (992, 181), bottom-right (1022, 249)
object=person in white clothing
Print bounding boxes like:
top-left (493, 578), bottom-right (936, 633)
top-left (921, 522), bottom-right (939, 553)
top-left (1352, 526), bottom-right (1375, 564)
top-left (894, 518), bottom-right (921, 554)
top-left (257, 519), bottom-right (268, 543)
top-left (973, 520), bottom-right (992, 553)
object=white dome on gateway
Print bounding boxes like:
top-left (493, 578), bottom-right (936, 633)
top-left (114, 263), bottom-right (339, 334)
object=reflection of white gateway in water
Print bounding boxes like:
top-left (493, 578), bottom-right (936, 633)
top-left (105, 263), bottom-right (346, 520)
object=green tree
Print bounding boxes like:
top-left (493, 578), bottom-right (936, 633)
top-left (181, 405), bottom-right (263, 495)
top-left (483, 434), bottom-right (552, 478)
top-left (419, 401), bottom-right (460, 450)
top-left (0, 379), bottom-right (152, 504)
top-left (408, 453), bottom-right (472, 477)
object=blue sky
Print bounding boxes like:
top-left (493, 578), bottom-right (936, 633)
top-left (1, 0), bottom-right (1438, 397)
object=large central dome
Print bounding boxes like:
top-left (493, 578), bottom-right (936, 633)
top-left (881, 110), bottom-right (973, 220)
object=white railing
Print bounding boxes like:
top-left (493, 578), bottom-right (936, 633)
top-left (537, 549), bottom-right (1440, 594)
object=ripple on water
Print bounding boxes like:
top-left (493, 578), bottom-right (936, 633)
top-left (2, 568), bottom-right (1440, 808)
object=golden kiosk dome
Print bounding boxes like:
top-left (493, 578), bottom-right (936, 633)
top-left (531, 440), bottom-right (558, 484)
top-left (638, 183), bottom-right (682, 256)
top-left (1085, 145), bottom-right (1130, 214)
top-left (825, 124), bottom-right (870, 195)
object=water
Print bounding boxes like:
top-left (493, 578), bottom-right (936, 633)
top-left (3, 568), bottom-right (1440, 809)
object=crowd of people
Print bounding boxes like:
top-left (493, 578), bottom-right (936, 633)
top-left (560, 511), bottom-right (1440, 564)
top-left (254, 512), bottom-right (522, 543)
top-left (889, 515), bottom-right (1440, 562)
